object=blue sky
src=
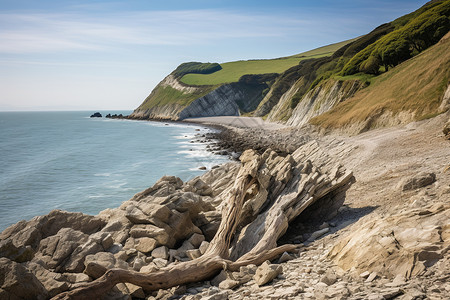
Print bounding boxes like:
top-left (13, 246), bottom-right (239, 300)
top-left (0, 0), bottom-right (427, 111)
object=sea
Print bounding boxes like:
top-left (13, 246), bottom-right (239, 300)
top-left (0, 111), bottom-right (230, 232)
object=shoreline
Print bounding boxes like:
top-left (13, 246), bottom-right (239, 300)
top-left (1, 112), bottom-right (449, 299)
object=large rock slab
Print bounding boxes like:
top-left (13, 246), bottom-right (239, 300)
top-left (0, 257), bottom-right (48, 299)
top-left (329, 202), bottom-right (450, 278)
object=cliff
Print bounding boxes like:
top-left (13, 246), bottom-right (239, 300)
top-left (129, 74), bottom-right (273, 121)
top-left (130, 0), bottom-right (450, 132)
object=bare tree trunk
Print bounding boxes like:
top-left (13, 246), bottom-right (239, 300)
top-left (52, 148), bottom-right (353, 300)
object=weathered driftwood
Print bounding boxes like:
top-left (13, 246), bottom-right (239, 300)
top-left (52, 147), bottom-right (353, 300)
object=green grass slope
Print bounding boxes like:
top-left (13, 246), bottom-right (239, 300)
top-left (180, 39), bottom-right (354, 86)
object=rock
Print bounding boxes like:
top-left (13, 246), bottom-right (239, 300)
top-left (399, 172), bottom-right (436, 191)
top-left (153, 258), bottom-right (168, 268)
top-left (125, 283), bottom-right (145, 298)
top-left (211, 270), bottom-right (227, 287)
top-left (132, 257), bottom-right (145, 271)
top-left (90, 112), bottom-right (102, 118)
top-left (186, 249), bottom-right (202, 260)
top-left (0, 239), bottom-right (34, 263)
top-left (129, 224), bottom-right (171, 246)
top-left (320, 270), bottom-right (338, 286)
top-left (308, 227), bottom-right (329, 242)
top-left (151, 246), bottom-right (169, 260)
top-left (444, 121), bottom-right (450, 138)
top-left (176, 240), bottom-right (195, 258)
top-left (61, 231), bottom-right (112, 273)
top-left (140, 263), bottom-right (157, 273)
top-left (63, 272), bottom-right (90, 284)
top-left (359, 271), bottom-right (370, 279)
top-left (27, 261), bottom-right (69, 297)
top-left (278, 251), bottom-right (294, 263)
top-left (188, 233), bottom-right (205, 248)
top-left (365, 271), bottom-right (378, 282)
top-left (254, 261), bottom-right (283, 286)
top-left (199, 241), bottom-right (210, 254)
top-left (84, 252), bottom-right (128, 278)
top-left (329, 201), bottom-right (449, 279)
top-left (199, 166), bottom-right (207, 170)
top-left (134, 237), bottom-right (158, 253)
top-left (0, 257), bottom-right (48, 299)
top-left (219, 279), bottom-right (240, 290)
top-left (385, 274), bottom-right (407, 287)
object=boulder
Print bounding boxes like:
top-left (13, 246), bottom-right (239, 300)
top-left (134, 237), bottom-right (158, 253)
top-left (84, 252), bottom-right (128, 279)
top-left (61, 232), bottom-right (112, 273)
top-left (27, 261), bottom-right (69, 297)
top-left (35, 228), bottom-right (88, 269)
top-left (253, 261), bottom-right (283, 286)
top-left (0, 257), bottom-right (48, 299)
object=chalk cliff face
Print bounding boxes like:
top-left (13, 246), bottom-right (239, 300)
top-left (129, 75), bottom-right (269, 121)
top-left (286, 79), bottom-right (364, 127)
top-left (178, 85), bottom-right (242, 119)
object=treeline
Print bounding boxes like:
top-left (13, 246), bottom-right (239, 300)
top-left (173, 62), bottom-right (222, 77)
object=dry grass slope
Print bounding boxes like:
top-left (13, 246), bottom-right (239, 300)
top-left (310, 32), bottom-right (450, 131)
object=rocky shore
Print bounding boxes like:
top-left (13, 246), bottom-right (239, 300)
top-left (1, 113), bottom-right (449, 299)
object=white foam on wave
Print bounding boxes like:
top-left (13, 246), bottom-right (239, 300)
top-left (94, 172), bottom-right (112, 177)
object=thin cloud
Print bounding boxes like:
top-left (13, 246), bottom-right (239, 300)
top-left (0, 9), bottom-right (312, 54)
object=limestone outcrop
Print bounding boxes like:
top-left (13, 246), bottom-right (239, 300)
top-left (0, 141), bottom-right (355, 299)
top-left (329, 202), bottom-right (449, 279)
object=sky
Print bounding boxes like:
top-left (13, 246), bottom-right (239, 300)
top-left (0, 0), bottom-right (429, 111)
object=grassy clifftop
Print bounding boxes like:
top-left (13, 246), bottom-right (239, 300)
top-left (180, 39), bottom-right (354, 86)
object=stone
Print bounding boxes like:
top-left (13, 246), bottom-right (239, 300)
top-left (443, 121), bottom-right (450, 139)
top-left (199, 241), bottom-right (210, 254)
top-left (176, 240), bottom-right (195, 258)
top-left (153, 258), bottom-right (168, 268)
top-left (107, 243), bottom-right (123, 254)
top-left (254, 261), bottom-right (283, 286)
top-left (140, 263), bottom-right (157, 273)
top-left (129, 224), bottom-right (172, 246)
top-left (0, 257), bottom-right (48, 299)
top-left (186, 249), bottom-right (202, 260)
top-left (151, 246), bottom-right (169, 260)
top-left (63, 272), bottom-right (90, 284)
top-left (125, 283), bottom-right (145, 298)
top-left (399, 172), bottom-right (436, 191)
top-left (219, 279), bottom-right (240, 290)
top-left (27, 261), bottom-right (69, 297)
top-left (359, 271), bottom-right (370, 279)
top-left (84, 252), bottom-right (128, 278)
top-left (132, 257), bottom-right (145, 271)
top-left (278, 251), bottom-right (294, 263)
top-left (329, 202), bottom-right (449, 279)
top-left (188, 233), bottom-right (206, 248)
top-left (134, 237), bottom-right (157, 253)
top-left (365, 272), bottom-right (378, 282)
top-left (320, 270), bottom-right (338, 286)
top-left (211, 270), bottom-right (227, 287)
top-left (308, 228), bottom-right (329, 242)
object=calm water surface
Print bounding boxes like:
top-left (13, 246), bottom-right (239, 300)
top-left (0, 111), bottom-right (229, 231)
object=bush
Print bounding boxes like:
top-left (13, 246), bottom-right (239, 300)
top-left (173, 62), bottom-right (222, 77)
